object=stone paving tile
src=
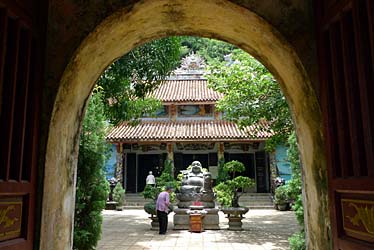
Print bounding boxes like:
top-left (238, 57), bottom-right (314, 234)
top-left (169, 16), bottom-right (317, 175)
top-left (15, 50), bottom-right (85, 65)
top-left (97, 209), bottom-right (299, 250)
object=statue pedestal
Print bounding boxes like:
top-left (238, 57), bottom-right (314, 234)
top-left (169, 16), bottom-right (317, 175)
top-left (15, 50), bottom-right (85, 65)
top-left (173, 208), bottom-right (220, 230)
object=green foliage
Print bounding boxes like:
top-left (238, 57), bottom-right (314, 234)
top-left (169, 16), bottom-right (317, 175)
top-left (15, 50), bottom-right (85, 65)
top-left (180, 36), bottom-right (236, 64)
top-left (74, 91), bottom-right (110, 250)
top-left (142, 159), bottom-right (177, 215)
top-left (112, 182), bottom-right (125, 206)
top-left (155, 159), bottom-right (176, 191)
top-left (214, 161), bottom-right (255, 207)
top-left (214, 182), bottom-right (233, 207)
top-left (143, 202), bottom-right (157, 216)
top-left (223, 160), bottom-right (245, 177)
top-left (274, 185), bottom-right (290, 205)
top-left (287, 132), bottom-right (302, 200)
top-left (286, 132), bottom-right (306, 249)
top-left (289, 231), bottom-right (306, 250)
top-left (207, 49), bottom-right (293, 151)
top-left (97, 37), bottom-right (181, 124)
top-left (293, 194), bottom-right (305, 227)
top-left (142, 183), bottom-right (162, 202)
top-left (216, 157), bottom-right (228, 184)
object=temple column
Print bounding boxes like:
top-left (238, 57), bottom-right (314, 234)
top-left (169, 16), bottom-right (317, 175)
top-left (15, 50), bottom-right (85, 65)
top-left (170, 104), bottom-right (177, 122)
top-left (115, 143), bottom-right (123, 185)
top-left (217, 142), bottom-right (225, 182)
top-left (167, 142), bottom-right (174, 176)
top-left (218, 142), bottom-right (224, 162)
top-left (268, 151), bottom-right (277, 194)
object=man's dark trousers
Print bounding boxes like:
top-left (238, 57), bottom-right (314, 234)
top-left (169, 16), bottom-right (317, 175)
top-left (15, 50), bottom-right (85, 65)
top-left (157, 210), bottom-right (168, 234)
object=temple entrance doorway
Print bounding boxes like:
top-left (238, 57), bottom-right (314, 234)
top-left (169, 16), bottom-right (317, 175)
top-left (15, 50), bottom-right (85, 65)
top-left (136, 154), bottom-right (166, 192)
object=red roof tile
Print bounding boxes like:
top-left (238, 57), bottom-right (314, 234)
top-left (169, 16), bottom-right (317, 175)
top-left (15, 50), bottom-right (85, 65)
top-left (106, 120), bottom-right (273, 142)
top-left (150, 79), bottom-right (223, 103)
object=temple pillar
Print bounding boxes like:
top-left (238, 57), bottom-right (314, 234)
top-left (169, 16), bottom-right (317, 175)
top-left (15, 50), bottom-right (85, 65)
top-left (218, 142), bottom-right (224, 162)
top-left (115, 143), bottom-right (123, 185)
top-left (167, 143), bottom-right (174, 176)
top-left (214, 110), bottom-right (220, 120)
top-left (268, 151), bottom-right (278, 194)
top-left (217, 142), bottom-right (225, 182)
top-left (170, 105), bottom-right (177, 122)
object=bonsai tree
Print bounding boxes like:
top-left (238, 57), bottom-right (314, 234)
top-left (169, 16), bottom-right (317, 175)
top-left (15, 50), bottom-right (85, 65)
top-left (214, 160), bottom-right (255, 207)
top-left (112, 182), bottom-right (125, 210)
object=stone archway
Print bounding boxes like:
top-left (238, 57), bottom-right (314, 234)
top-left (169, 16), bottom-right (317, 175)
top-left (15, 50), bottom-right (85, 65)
top-left (42, 0), bottom-right (329, 249)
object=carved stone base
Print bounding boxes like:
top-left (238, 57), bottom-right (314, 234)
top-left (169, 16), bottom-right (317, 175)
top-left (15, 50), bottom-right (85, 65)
top-left (227, 217), bottom-right (244, 231)
top-left (105, 201), bottom-right (118, 210)
top-left (221, 207), bottom-right (249, 231)
top-left (173, 208), bottom-right (220, 230)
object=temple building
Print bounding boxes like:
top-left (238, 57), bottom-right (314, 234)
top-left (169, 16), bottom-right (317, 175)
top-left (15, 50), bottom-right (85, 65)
top-left (106, 54), bottom-right (280, 193)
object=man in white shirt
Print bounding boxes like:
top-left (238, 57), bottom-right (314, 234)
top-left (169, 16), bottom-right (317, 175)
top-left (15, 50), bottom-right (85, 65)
top-left (146, 171), bottom-right (156, 187)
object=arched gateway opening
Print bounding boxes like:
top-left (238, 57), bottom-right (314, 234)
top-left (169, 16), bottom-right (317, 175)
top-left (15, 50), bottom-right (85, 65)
top-left (42, 1), bottom-right (329, 249)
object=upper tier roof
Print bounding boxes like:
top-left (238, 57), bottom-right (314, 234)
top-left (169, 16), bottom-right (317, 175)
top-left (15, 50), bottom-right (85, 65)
top-left (150, 79), bottom-right (223, 103)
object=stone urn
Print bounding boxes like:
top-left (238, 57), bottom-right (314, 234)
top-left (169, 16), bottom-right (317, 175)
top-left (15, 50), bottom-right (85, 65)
top-left (144, 202), bottom-right (158, 230)
top-left (277, 203), bottom-right (288, 211)
top-left (221, 207), bottom-right (249, 230)
top-left (149, 215), bottom-right (159, 231)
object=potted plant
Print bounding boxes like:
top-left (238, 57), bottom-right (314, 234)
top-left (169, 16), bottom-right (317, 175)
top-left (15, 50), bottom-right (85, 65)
top-left (142, 185), bottom-right (160, 230)
top-left (142, 160), bottom-right (176, 230)
top-left (214, 160), bottom-right (255, 230)
top-left (112, 182), bottom-right (125, 211)
top-left (274, 185), bottom-right (290, 211)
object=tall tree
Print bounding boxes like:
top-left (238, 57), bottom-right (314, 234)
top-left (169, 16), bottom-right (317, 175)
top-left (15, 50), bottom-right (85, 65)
top-left (180, 36), bottom-right (236, 64)
top-left (97, 37), bottom-right (182, 124)
top-left (207, 49), bottom-right (293, 150)
top-left (74, 90), bottom-right (110, 250)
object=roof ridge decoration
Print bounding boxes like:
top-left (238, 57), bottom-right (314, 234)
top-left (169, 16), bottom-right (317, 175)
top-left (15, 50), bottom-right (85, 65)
top-left (179, 52), bottom-right (206, 71)
top-left (168, 52), bottom-right (207, 80)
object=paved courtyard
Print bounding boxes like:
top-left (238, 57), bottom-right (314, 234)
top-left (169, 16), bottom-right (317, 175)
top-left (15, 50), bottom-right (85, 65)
top-left (98, 209), bottom-right (299, 250)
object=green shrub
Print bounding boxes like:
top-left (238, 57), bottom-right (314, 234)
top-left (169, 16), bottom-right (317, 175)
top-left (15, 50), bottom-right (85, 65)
top-left (216, 157), bottom-right (228, 184)
top-left (293, 194), bottom-right (304, 226)
top-left (74, 91), bottom-right (110, 250)
top-left (155, 159), bottom-right (176, 191)
top-left (287, 132), bottom-right (305, 250)
top-left (214, 160), bottom-right (255, 207)
top-left (113, 182), bottom-right (125, 206)
top-left (289, 231), bottom-right (306, 250)
top-left (274, 185), bottom-right (290, 205)
top-left (142, 184), bottom-right (161, 201)
top-left (144, 202), bottom-right (157, 216)
top-left (223, 160), bottom-right (245, 176)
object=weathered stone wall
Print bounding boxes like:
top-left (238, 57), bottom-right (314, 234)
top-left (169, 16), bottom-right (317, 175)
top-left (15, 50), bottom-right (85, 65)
top-left (40, 1), bottom-right (329, 250)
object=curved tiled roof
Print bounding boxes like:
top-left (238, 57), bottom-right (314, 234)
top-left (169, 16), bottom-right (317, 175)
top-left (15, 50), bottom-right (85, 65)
top-left (150, 79), bottom-right (223, 103)
top-left (106, 120), bottom-right (273, 142)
